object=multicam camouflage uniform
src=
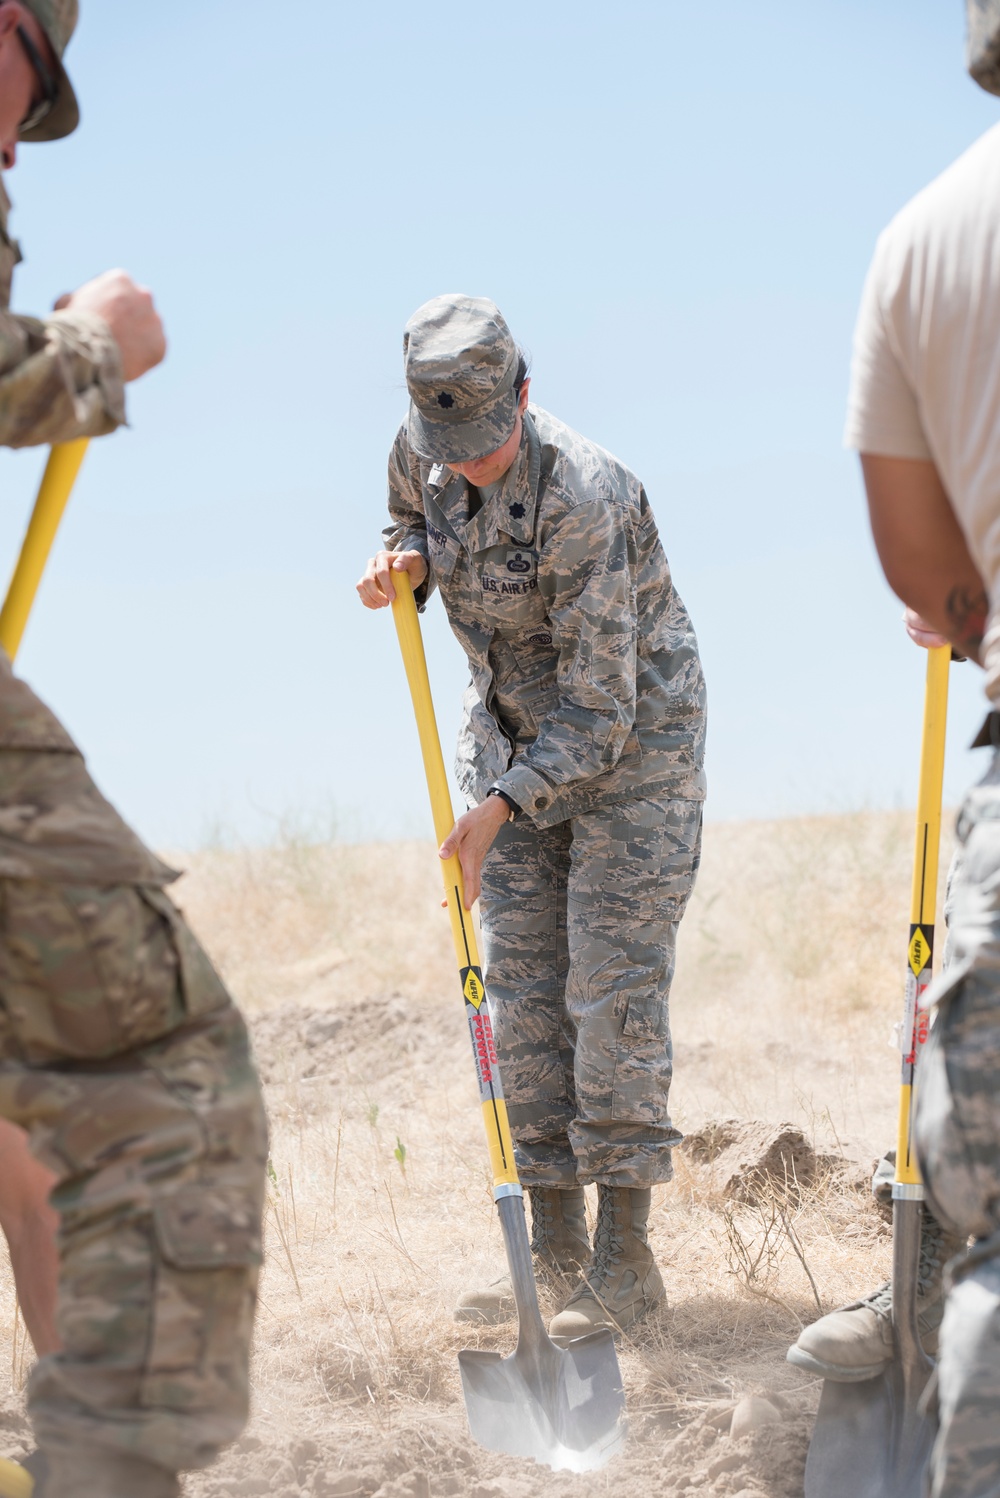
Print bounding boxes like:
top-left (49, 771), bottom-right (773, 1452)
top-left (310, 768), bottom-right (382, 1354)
top-left (916, 750), bottom-right (1000, 1498)
top-left (384, 403), bottom-right (706, 1186)
top-left (0, 185), bottom-right (124, 448)
top-left (0, 134), bottom-right (267, 1493)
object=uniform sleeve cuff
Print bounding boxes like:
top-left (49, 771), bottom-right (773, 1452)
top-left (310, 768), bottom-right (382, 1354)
top-left (47, 309), bottom-right (127, 432)
top-left (496, 764), bottom-right (555, 820)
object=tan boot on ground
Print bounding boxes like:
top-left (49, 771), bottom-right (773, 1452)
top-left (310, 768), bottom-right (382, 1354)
top-left (453, 1185), bottom-right (590, 1324)
top-left (548, 1185), bottom-right (664, 1343)
top-left (786, 1211), bottom-right (966, 1382)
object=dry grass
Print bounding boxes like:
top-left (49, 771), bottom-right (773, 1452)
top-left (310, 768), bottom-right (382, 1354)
top-left (0, 809), bottom-right (953, 1497)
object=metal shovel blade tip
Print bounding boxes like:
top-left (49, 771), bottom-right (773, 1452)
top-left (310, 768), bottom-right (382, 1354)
top-left (458, 1328), bottom-right (627, 1473)
top-left (805, 1363), bottom-right (936, 1498)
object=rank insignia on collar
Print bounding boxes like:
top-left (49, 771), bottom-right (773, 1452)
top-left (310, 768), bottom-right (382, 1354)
top-left (508, 501), bottom-right (525, 519)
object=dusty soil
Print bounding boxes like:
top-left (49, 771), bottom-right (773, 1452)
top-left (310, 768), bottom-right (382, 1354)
top-left (0, 811), bottom-right (941, 1496)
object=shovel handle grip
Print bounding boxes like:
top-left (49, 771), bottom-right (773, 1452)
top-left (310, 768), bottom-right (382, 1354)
top-left (0, 439), bottom-right (89, 662)
top-left (390, 569), bottom-right (521, 1194)
top-left (895, 644), bottom-right (950, 1191)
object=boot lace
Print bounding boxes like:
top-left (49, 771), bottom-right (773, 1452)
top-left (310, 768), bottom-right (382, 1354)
top-left (851, 1211), bottom-right (947, 1319)
top-left (529, 1191), bottom-right (557, 1257)
top-left (916, 1214), bottom-right (947, 1300)
top-left (585, 1194), bottom-right (625, 1293)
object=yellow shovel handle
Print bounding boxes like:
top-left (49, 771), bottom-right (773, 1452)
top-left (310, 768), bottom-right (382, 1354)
top-left (390, 568), bottom-right (520, 1193)
top-left (0, 439), bottom-right (89, 661)
top-left (895, 644), bottom-right (950, 1190)
top-left (0, 1457), bottom-right (33, 1498)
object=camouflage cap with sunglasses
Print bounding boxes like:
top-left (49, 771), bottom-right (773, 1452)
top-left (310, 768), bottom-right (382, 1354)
top-left (18, 0), bottom-right (79, 141)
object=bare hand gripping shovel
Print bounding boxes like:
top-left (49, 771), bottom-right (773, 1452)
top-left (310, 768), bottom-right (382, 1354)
top-left (804, 644), bottom-right (950, 1498)
top-left (390, 569), bottom-right (627, 1473)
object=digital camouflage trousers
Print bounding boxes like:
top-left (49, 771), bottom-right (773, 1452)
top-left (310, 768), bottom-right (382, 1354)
top-left (917, 748), bottom-right (1000, 1498)
top-left (479, 795), bottom-right (702, 1188)
top-left (0, 875), bottom-right (268, 1485)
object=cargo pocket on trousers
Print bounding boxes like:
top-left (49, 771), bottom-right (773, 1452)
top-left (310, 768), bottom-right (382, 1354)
top-left (0, 881), bottom-right (187, 1063)
top-left (141, 1187), bottom-right (262, 1415)
top-left (611, 990), bottom-right (670, 1124)
top-left (915, 958), bottom-right (1000, 1242)
top-left (138, 887), bottom-right (231, 1022)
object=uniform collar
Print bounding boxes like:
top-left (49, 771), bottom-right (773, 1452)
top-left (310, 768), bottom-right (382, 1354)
top-left (467, 412), bottom-right (541, 552)
top-left (424, 411), bottom-right (541, 551)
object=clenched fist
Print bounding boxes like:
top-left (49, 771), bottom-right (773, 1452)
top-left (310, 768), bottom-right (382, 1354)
top-left (54, 269), bottom-right (166, 383)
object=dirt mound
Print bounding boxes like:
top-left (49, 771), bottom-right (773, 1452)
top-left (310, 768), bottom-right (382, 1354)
top-left (680, 1118), bottom-right (864, 1204)
top-left (249, 994), bottom-right (460, 1089)
top-left (0, 1397), bottom-right (32, 1468)
top-left (188, 1395), bottom-right (815, 1498)
top-left (644, 1398), bottom-right (813, 1497)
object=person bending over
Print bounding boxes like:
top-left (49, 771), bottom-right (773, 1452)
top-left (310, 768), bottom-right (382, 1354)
top-left (358, 294), bottom-right (706, 1340)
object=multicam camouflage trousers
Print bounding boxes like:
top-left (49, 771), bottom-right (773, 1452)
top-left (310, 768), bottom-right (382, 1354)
top-left (916, 748), bottom-right (1000, 1498)
top-left (479, 795), bottom-right (702, 1188)
top-left (0, 876), bottom-right (268, 1483)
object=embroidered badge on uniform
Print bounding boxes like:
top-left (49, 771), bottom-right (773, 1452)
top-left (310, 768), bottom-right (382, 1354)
top-left (481, 548), bottom-right (539, 598)
top-left (508, 502), bottom-right (525, 519)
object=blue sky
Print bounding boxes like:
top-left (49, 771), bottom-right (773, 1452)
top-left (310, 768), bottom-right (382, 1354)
top-left (0, 1), bottom-right (996, 847)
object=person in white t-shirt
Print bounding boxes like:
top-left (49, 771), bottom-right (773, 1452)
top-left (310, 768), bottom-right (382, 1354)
top-left (792, 7), bottom-right (1000, 1494)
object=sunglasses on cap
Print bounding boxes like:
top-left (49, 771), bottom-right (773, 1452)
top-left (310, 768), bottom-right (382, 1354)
top-left (16, 23), bottom-right (58, 136)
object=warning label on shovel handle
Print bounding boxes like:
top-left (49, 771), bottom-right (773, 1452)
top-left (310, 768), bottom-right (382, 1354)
top-left (899, 922), bottom-right (934, 1083)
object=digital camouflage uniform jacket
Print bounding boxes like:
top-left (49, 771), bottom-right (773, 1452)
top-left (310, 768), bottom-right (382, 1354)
top-left (384, 405), bottom-right (706, 827)
top-left (0, 178), bottom-right (169, 886)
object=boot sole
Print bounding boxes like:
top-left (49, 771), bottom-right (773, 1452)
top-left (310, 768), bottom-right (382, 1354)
top-left (453, 1259), bottom-right (584, 1327)
top-left (785, 1344), bottom-right (887, 1383)
top-left (453, 1304), bottom-right (515, 1325)
top-left (549, 1286), bottom-right (666, 1345)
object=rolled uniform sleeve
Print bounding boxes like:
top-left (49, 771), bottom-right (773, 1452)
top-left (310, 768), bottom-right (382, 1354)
top-left (497, 497), bottom-right (637, 817)
top-left (381, 424), bottom-right (433, 604)
top-left (0, 307), bottom-right (126, 448)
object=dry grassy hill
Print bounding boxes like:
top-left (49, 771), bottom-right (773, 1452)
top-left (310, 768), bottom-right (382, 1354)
top-left (0, 810), bottom-right (952, 1497)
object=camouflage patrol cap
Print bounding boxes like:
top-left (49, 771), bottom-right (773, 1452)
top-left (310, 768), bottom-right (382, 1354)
top-left (404, 294), bottom-right (519, 464)
top-left (19, 0), bottom-right (80, 141)
top-left (968, 0), bottom-right (1000, 95)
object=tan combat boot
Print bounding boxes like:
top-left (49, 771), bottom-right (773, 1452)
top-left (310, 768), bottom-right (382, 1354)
top-left (787, 1210), bottom-right (966, 1381)
top-left (453, 1185), bottom-right (590, 1324)
top-left (548, 1185), bottom-right (664, 1343)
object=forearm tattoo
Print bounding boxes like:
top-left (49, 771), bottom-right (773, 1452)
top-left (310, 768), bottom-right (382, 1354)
top-left (946, 583), bottom-right (989, 656)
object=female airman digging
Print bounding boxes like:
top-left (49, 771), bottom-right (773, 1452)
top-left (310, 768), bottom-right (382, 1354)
top-left (358, 294), bottom-right (706, 1341)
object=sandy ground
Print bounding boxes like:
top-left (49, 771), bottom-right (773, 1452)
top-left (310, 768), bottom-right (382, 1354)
top-left (0, 810), bottom-right (950, 1497)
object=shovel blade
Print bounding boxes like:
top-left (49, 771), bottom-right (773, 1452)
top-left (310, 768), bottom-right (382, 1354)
top-left (458, 1328), bottom-right (626, 1473)
top-left (805, 1365), bottom-right (936, 1498)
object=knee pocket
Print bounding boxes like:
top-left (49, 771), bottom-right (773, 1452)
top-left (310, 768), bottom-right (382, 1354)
top-left (141, 1187), bottom-right (262, 1419)
top-left (917, 969), bottom-right (1000, 1240)
top-left (0, 882), bottom-right (230, 1063)
top-left (610, 991), bottom-right (671, 1123)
